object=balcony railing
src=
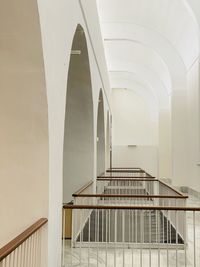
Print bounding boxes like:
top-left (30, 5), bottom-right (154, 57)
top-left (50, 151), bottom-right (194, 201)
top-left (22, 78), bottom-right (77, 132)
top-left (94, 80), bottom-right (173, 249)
top-left (62, 168), bottom-right (199, 267)
top-left (63, 205), bottom-right (199, 267)
top-left (0, 218), bottom-right (47, 267)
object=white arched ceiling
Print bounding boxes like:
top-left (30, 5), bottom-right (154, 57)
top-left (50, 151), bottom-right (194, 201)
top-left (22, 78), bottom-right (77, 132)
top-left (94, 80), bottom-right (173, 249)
top-left (97, 0), bottom-right (200, 109)
top-left (104, 36), bottom-right (171, 106)
top-left (97, 0), bottom-right (200, 181)
top-left (97, 0), bottom-right (199, 71)
top-left (105, 40), bottom-right (171, 92)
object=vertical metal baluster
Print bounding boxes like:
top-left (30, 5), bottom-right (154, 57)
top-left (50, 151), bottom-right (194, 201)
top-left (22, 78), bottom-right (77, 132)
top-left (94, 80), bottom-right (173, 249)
top-left (80, 209), bottom-right (82, 266)
top-left (167, 210), bottom-right (169, 267)
top-left (163, 206), bottom-right (165, 245)
top-left (140, 210), bottom-right (143, 267)
top-left (169, 210), bottom-right (171, 244)
top-left (35, 231), bottom-right (39, 267)
top-left (175, 210), bottom-right (178, 267)
top-left (184, 211), bottom-right (187, 267)
top-left (25, 240), bottom-right (28, 267)
top-left (114, 209), bottom-right (117, 267)
top-left (135, 210), bottom-right (137, 243)
top-left (158, 210), bottom-right (160, 267)
top-left (33, 234), bottom-right (36, 267)
top-left (30, 236), bottom-right (33, 267)
top-left (193, 211), bottom-right (196, 267)
top-left (17, 245), bottom-right (21, 267)
top-left (38, 229), bottom-right (42, 267)
top-left (28, 236), bottom-right (31, 267)
top-left (122, 209), bottom-right (125, 267)
top-left (97, 209), bottom-right (99, 267)
top-left (62, 209), bottom-right (65, 267)
top-left (5, 255), bottom-right (10, 267)
top-left (88, 211), bottom-right (90, 267)
top-left (149, 209), bottom-right (151, 267)
top-left (132, 209), bottom-right (134, 267)
top-left (106, 209), bottom-right (108, 267)
top-left (102, 207), bottom-right (104, 244)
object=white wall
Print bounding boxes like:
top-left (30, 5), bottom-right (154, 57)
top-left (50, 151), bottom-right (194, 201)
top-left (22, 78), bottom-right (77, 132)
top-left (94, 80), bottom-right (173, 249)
top-left (112, 89), bottom-right (158, 146)
top-left (37, 0), bottom-right (111, 266)
top-left (0, 2), bottom-right (48, 263)
top-left (111, 88), bottom-right (158, 175)
top-left (0, 1), bottom-right (111, 266)
top-left (186, 61), bottom-right (200, 191)
top-left (113, 146), bottom-right (158, 176)
top-left (158, 109), bottom-right (172, 179)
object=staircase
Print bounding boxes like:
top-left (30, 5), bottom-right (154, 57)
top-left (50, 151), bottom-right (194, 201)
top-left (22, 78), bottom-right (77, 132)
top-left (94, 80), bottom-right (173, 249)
top-left (77, 209), bottom-right (184, 246)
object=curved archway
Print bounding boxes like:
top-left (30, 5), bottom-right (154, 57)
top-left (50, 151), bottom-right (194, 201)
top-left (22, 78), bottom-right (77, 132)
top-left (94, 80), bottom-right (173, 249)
top-left (0, 0), bottom-right (48, 249)
top-left (97, 90), bottom-right (106, 176)
top-left (63, 25), bottom-right (94, 202)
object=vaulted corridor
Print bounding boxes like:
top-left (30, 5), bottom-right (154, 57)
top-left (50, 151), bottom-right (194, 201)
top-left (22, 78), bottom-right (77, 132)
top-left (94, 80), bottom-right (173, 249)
top-left (0, 1), bottom-right (200, 267)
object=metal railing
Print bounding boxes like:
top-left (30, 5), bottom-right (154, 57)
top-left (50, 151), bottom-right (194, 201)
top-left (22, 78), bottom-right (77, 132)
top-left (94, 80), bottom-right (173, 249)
top-left (62, 168), bottom-right (197, 267)
top-left (0, 218), bottom-right (47, 267)
top-left (63, 205), bottom-right (199, 267)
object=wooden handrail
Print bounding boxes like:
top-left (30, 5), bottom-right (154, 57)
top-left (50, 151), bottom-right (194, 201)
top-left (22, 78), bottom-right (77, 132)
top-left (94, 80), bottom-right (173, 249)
top-left (97, 176), bottom-right (155, 179)
top-left (106, 169), bottom-right (145, 173)
top-left (72, 193), bottom-right (188, 199)
top-left (63, 204), bottom-right (200, 211)
top-left (0, 218), bottom-right (48, 262)
top-left (108, 167), bottom-right (142, 170)
top-left (73, 180), bottom-right (93, 195)
top-left (97, 178), bottom-right (157, 181)
top-left (159, 180), bottom-right (184, 197)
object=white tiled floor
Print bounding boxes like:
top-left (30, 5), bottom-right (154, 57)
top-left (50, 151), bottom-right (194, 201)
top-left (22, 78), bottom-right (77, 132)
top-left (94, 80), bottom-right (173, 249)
top-left (63, 195), bottom-right (200, 267)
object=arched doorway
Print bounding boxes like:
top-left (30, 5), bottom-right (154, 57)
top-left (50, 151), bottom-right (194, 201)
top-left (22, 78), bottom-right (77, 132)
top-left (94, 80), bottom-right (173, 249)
top-left (97, 90), bottom-right (105, 176)
top-left (63, 25), bottom-right (94, 203)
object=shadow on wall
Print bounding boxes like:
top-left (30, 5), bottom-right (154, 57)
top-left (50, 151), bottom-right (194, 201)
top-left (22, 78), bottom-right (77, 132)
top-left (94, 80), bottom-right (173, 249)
top-left (97, 90), bottom-right (106, 176)
top-left (63, 24), bottom-right (94, 203)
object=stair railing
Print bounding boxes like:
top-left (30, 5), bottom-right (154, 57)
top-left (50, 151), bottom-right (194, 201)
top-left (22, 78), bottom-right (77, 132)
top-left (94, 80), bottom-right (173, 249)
top-left (0, 218), bottom-right (47, 267)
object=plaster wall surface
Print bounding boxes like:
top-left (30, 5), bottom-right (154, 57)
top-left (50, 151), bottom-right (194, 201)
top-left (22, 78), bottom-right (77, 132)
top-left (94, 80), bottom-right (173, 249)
top-left (37, 0), bottom-right (111, 266)
top-left (111, 88), bottom-right (158, 176)
top-left (186, 61), bottom-right (200, 191)
top-left (0, 4), bottom-right (48, 265)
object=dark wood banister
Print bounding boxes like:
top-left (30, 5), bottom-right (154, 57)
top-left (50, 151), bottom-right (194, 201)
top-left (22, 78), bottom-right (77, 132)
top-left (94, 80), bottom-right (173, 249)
top-left (72, 193), bottom-right (188, 199)
top-left (63, 204), bottom-right (200, 211)
top-left (73, 180), bottom-right (93, 195)
top-left (0, 218), bottom-right (48, 262)
top-left (97, 178), bottom-right (157, 181)
top-left (97, 178), bottom-right (186, 197)
top-left (108, 167), bottom-right (142, 171)
top-left (97, 176), bottom-right (155, 179)
top-left (159, 180), bottom-right (183, 197)
top-left (71, 169), bottom-right (186, 199)
top-left (106, 170), bottom-right (145, 173)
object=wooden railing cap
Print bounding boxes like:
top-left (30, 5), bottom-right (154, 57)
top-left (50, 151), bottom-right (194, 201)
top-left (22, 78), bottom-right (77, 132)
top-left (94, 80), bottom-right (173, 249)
top-left (0, 218), bottom-right (48, 262)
